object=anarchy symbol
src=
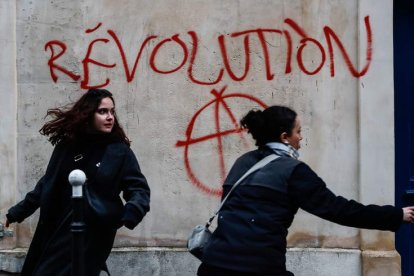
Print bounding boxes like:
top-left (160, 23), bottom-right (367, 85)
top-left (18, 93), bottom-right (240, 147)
top-left (176, 86), bottom-right (268, 196)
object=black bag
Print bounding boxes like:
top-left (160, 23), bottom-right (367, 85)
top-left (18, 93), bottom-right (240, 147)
top-left (187, 224), bottom-right (212, 260)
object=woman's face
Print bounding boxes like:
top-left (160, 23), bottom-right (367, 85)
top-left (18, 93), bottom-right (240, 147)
top-left (93, 97), bottom-right (115, 133)
top-left (285, 118), bottom-right (302, 150)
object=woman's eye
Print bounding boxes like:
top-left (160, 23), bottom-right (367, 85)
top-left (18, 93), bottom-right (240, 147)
top-left (96, 108), bottom-right (115, 115)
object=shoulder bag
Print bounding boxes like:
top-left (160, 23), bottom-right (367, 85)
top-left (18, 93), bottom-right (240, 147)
top-left (187, 154), bottom-right (279, 260)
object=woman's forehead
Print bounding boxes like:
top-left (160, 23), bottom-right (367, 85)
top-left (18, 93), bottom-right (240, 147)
top-left (98, 97), bottom-right (114, 107)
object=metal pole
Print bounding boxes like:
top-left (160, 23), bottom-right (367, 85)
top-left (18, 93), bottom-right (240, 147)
top-left (68, 169), bottom-right (86, 276)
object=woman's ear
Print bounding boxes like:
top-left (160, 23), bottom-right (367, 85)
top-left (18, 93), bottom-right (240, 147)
top-left (280, 132), bottom-right (289, 144)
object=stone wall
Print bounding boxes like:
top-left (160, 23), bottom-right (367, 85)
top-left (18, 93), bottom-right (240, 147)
top-left (0, 0), bottom-right (397, 275)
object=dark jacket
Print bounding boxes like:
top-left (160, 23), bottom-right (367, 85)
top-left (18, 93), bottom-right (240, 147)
top-left (7, 139), bottom-right (150, 275)
top-left (202, 147), bottom-right (402, 274)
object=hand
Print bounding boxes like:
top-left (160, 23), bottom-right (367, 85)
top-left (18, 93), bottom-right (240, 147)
top-left (121, 204), bottom-right (143, 230)
top-left (5, 219), bottom-right (10, 228)
top-left (403, 206), bottom-right (414, 223)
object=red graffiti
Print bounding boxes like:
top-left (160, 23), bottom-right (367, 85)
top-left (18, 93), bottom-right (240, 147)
top-left (80, 38), bottom-right (116, 89)
top-left (108, 30), bottom-right (157, 82)
top-left (323, 16), bottom-right (372, 77)
top-left (297, 37), bottom-right (326, 75)
top-left (188, 31), bottom-right (224, 85)
top-left (44, 40), bottom-right (81, 82)
top-left (176, 86), bottom-right (268, 196)
top-left (44, 16), bottom-right (373, 89)
top-left (150, 34), bottom-right (189, 74)
top-left (218, 33), bottom-right (251, 81)
top-left (85, 23), bottom-right (102, 33)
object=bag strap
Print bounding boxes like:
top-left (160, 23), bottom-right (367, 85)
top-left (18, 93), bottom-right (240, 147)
top-left (205, 154), bottom-right (279, 227)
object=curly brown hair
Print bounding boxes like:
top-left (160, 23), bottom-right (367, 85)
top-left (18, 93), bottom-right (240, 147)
top-left (40, 89), bottom-right (130, 146)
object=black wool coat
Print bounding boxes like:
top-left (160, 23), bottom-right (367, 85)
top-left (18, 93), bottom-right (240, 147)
top-left (7, 140), bottom-right (150, 276)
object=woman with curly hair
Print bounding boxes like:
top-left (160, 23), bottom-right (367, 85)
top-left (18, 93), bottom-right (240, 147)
top-left (5, 89), bottom-right (150, 275)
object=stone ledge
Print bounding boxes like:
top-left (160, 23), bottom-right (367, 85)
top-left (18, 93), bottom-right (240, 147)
top-left (0, 249), bottom-right (25, 274)
top-left (0, 248), bottom-right (401, 276)
top-left (362, 250), bottom-right (401, 276)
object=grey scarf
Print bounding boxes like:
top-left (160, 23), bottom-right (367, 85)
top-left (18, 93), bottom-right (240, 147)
top-left (266, 142), bottom-right (300, 159)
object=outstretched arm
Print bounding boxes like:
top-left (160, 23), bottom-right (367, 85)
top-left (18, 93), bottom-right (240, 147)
top-left (288, 163), bottom-right (403, 231)
top-left (6, 175), bottom-right (46, 224)
top-left (6, 142), bottom-right (64, 225)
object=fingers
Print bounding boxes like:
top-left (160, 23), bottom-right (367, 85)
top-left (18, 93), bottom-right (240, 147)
top-left (403, 207), bottom-right (414, 223)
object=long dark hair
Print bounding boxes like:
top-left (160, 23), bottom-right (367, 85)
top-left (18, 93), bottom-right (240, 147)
top-left (240, 105), bottom-right (297, 147)
top-left (40, 89), bottom-right (130, 146)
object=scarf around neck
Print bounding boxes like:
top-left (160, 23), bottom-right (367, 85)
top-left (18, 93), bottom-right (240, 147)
top-left (266, 142), bottom-right (300, 159)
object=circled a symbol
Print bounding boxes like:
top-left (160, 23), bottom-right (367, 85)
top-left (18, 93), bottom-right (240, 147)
top-left (176, 86), bottom-right (268, 196)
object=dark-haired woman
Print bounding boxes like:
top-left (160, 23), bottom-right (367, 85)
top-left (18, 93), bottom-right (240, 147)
top-left (5, 89), bottom-right (150, 276)
top-left (197, 105), bottom-right (414, 276)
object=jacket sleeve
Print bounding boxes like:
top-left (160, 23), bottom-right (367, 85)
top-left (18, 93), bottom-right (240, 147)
top-left (7, 176), bottom-right (45, 223)
top-left (288, 163), bottom-right (403, 232)
top-left (120, 148), bottom-right (150, 229)
top-left (7, 142), bottom-right (64, 224)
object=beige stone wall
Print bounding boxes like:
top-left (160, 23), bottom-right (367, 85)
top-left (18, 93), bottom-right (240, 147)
top-left (0, 0), bottom-right (398, 275)
top-left (0, 0), bottom-right (18, 252)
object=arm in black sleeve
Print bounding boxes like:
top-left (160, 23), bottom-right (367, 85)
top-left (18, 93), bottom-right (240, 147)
top-left (7, 175), bottom-right (45, 223)
top-left (288, 163), bottom-right (403, 232)
top-left (6, 142), bottom-right (65, 223)
top-left (120, 148), bottom-right (150, 229)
